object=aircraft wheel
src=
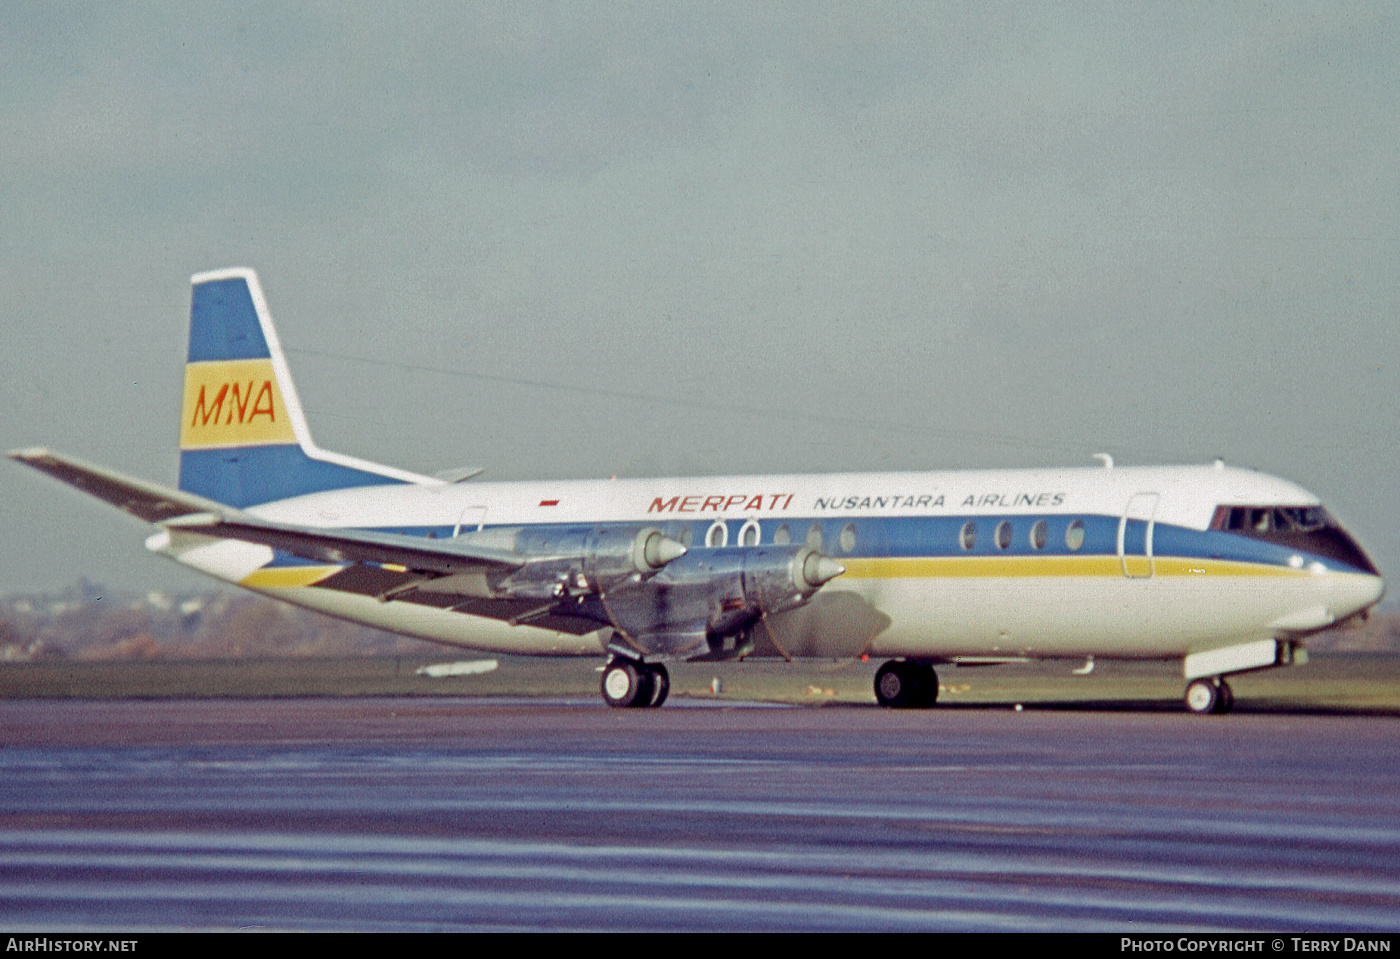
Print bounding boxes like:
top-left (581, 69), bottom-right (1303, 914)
top-left (647, 664), bottom-right (671, 708)
top-left (601, 659), bottom-right (648, 708)
top-left (912, 663), bottom-right (940, 707)
top-left (875, 661), bottom-right (935, 708)
top-left (1214, 680), bottom-right (1234, 715)
top-left (874, 661), bottom-right (905, 707)
top-left (631, 667), bottom-right (656, 708)
top-left (1184, 678), bottom-right (1222, 715)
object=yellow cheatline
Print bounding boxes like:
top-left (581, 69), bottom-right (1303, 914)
top-left (840, 555), bottom-right (1301, 579)
top-left (240, 556), bottom-right (1303, 589)
top-left (1152, 558), bottom-right (1299, 578)
top-left (179, 358), bottom-right (297, 449)
top-left (240, 565), bottom-right (341, 589)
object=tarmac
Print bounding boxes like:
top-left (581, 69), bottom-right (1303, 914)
top-left (2, 696), bottom-right (1398, 931)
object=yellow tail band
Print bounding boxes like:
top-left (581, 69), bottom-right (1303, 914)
top-left (179, 358), bottom-right (298, 450)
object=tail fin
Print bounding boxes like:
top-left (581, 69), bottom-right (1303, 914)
top-left (178, 268), bottom-right (431, 507)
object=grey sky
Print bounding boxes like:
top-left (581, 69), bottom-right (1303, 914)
top-left (3, 3), bottom-right (1398, 596)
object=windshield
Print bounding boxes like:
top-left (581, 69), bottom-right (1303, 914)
top-left (1211, 505), bottom-right (1379, 575)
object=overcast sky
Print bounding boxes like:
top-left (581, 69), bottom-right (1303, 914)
top-left (3, 3), bottom-right (1398, 596)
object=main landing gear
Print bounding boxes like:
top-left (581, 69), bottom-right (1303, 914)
top-left (1184, 677), bottom-right (1234, 715)
top-left (874, 660), bottom-right (940, 709)
top-left (601, 657), bottom-right (670, 708)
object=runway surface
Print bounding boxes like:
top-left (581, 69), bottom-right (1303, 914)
top-left (1, 696), bottom-right (1398, 931)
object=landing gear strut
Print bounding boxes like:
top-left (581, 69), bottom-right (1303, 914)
top-left (601, 658), bottom-right (670, 708)
top-left (874, 660), bottom-right (939, 708)
top-left (1184, 677), bottom-right (1234, 715)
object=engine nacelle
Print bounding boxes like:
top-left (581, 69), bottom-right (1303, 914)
top-left (596, 545), bottom-right (845, 657)
top-left (743, 546), bottom-right (848, 615)
top-left (471, 525), bottom-right (686, 600)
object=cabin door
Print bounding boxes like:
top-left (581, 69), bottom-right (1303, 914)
top-left (453, 506), bottom-right (487, 537)
top-left (1118, 492), bottom-right (1159, 578)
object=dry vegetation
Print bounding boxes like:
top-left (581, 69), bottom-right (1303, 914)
top-left (1, 581), bottom-right (433, 663)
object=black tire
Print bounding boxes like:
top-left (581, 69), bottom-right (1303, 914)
top-left (648, 664), bottom-right (671, 708)
top-left (876, 661), bottom-right (939, 709)
top-left (601, 659), bottom-right (647, 708)
top-left (912, 663), bottom-right (939, 707)
top-left (1214, 680), bottom-right (1234, 715)
top-left (630, 667), bottom-right (656, 708)
top-left (1185, 678), bottom-right (1221, 715)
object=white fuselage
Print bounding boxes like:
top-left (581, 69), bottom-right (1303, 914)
top-left (150, 461), bottom-right (1385, 664)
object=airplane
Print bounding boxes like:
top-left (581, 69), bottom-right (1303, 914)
top-left (11, 267), bottom-right (1386, 714)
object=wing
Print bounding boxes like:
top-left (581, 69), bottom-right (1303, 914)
top-left (12, 448), bottom-right (614, 636)
top-left (12, 448), bottom-right (841, 655)
top-left (163, 512), bottom-right (525, 575)
top-left (10, 446), bottom-right (538, 581)
top-left (11, 447), bottom-right (519, 570)
top-left (11, 447), bottom-right (233, 524)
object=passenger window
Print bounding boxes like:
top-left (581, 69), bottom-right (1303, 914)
top-left (1030, 519), bottom-right (1047, 550)
top-left (807, 524), bottom-right (823, 550)
top-left (773, 524), bottom-right (791, 546)
top-left (840, 522), bottom-right (857, 554)
top-left (995, 521), bottom-right (1012, 550)
top-left (706, 521), bottom-right (728, 548)
top-left (960, 521), bottom-right (976, 551)
top-left (1065, 519), bottom-right (1085, 551)
top-left (739, 521), bottom-right (760, 547)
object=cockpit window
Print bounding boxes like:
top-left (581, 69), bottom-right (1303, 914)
top-left (1217, 506), bottom-right (1327, 534)
top-left (1211, 504), bottom-right (1378, 574)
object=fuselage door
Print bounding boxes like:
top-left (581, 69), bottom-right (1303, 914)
top-left (1118, 492), bottom-right (1159, 578)
top-left (454, 506), bottom-right (487, 537)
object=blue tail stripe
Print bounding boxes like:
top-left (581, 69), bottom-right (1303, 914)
top-left (188, 277), bottom-right (270, 363)
top-left (179, 446), bottom-right (401, 508)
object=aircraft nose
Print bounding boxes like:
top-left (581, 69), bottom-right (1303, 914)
top-left (1332, 571), bottom-right (1386, 622)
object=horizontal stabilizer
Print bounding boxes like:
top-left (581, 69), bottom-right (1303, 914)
top-left (11, 448), bottom-right (230, 525)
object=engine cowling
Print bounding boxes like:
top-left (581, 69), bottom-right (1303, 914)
top-left (471, 525), bottom-right (687, 600)
top-left (429, 526), bottom-right (843, 660)
top-left (595, 545), bottom-right (845, 658)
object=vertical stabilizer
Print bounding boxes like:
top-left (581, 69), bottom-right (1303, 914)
top-left (178, 268), bottom-right (432, 507)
